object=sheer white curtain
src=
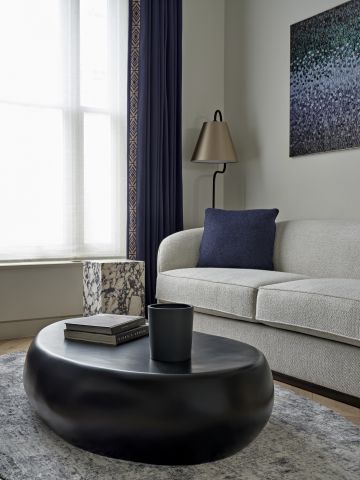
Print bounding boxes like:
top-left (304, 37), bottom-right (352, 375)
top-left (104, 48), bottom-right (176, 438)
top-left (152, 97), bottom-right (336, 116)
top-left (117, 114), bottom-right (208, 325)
top-left (0, 0), bottom-right (128, 261)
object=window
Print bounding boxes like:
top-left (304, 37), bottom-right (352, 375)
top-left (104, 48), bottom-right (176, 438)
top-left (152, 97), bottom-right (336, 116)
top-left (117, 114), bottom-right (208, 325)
top-left (0, 0), bottom-right (128, 261)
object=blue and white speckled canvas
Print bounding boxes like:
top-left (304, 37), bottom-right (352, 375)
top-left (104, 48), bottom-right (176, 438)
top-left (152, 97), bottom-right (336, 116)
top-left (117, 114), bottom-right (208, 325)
top-left (290, 0), bottom-right (360, 157)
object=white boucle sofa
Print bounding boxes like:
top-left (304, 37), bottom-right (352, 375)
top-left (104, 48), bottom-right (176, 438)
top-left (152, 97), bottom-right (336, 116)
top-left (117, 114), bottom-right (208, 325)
top-left (156, 220), bottom-right (360, 403)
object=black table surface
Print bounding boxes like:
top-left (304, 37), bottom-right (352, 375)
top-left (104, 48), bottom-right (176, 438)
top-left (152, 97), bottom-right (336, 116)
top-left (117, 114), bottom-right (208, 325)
top-left (38, 320), bottom-right (262, 377)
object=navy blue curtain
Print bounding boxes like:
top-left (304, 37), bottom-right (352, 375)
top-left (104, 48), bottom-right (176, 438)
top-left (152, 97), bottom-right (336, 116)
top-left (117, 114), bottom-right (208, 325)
top-left (127, 0), bottom-right (183, 306)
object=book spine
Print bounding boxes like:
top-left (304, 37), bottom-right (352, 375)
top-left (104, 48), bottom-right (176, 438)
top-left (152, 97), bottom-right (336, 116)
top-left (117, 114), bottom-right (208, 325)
top-left (116, 326), bottom-right (149, 345)
top-left (64, 332), bottom-right (116, 345)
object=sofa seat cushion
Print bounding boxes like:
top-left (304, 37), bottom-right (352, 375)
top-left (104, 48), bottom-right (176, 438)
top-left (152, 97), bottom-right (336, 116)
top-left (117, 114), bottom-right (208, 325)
top-left (156, 268), bottom-right (307, 321)
top-left (256, 278), bottom-right (360, 347)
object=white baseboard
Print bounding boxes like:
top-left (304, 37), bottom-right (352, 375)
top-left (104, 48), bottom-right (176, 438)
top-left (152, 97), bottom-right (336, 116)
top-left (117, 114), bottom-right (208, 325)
top-left (0, 315), bottom-right (82, 340)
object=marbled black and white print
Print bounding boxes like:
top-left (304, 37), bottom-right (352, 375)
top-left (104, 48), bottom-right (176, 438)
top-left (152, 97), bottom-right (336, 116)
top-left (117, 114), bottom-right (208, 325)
top-left (290, 0), bottom-right (360, 156)
top-left (1, 353), bottom-right (359, 480)
top-left (101, 261), bottom-right (145, 316)
top-left (83, 260), bottom-right (145, 317)
top-left (83, 261), bottom-right (102, 316)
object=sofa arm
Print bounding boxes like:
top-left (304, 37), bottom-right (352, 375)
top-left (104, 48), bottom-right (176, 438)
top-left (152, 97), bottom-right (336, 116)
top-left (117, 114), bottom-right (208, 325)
top-left (157, 228), bottom-right (204, 273)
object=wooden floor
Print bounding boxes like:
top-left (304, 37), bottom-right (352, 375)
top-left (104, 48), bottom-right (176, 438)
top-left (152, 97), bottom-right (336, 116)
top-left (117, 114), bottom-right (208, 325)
top-left (1, 337), bottom-right (359, 426)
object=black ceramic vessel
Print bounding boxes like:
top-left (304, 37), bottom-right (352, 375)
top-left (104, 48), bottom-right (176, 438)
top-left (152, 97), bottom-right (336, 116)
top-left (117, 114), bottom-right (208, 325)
top-left (148, 303), bottom-right (193, 362)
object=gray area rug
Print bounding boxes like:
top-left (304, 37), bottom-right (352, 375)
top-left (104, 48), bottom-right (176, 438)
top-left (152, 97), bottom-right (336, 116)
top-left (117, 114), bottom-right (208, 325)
top-left (0, 353), bottom-right (359, 480)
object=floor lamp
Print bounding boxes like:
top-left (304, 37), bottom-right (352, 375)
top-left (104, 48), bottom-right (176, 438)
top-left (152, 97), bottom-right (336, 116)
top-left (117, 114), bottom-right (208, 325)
top-left (191, 109), bottom-right (238, 208)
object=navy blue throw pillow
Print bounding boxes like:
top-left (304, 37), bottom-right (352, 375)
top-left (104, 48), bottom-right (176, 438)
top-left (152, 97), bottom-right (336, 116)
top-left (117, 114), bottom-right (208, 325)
top-left (198, 208), bottom-right (279, 270)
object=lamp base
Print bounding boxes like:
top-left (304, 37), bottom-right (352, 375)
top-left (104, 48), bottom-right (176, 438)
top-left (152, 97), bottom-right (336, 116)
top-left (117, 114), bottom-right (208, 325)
top-left (212, 163), bottom-right (227, 208)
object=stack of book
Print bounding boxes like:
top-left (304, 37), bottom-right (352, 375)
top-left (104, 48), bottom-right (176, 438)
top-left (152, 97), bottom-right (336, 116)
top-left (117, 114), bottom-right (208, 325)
top-left (64, 314), bottom-right (148, 346)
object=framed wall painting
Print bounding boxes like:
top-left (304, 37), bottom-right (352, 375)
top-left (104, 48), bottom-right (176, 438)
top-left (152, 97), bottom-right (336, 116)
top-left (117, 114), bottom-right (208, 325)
top-left (290, 0), bottom-right (360, 157)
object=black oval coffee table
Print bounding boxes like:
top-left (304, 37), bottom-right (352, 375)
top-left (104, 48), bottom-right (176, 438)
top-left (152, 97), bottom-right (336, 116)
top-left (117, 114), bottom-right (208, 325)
top-left (23, 320), bottom-right (274, 465)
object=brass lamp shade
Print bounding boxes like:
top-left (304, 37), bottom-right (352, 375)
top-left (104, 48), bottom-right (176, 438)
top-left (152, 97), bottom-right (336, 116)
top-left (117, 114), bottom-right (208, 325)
top-left (191, 120), bottom-right (237, 164)
top-left (191, 109), bottom-right (238, 208)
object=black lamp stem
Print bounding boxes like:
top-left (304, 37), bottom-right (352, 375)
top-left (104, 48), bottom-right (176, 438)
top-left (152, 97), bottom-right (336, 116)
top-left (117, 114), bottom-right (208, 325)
top-left (212, 163), bottom-right (227, 208)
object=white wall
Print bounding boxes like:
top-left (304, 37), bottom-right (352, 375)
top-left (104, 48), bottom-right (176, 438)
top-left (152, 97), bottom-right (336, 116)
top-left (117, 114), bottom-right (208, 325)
top-left (0, 264), bottom-right (83, 339)
top-left (224, 0), bottom-right (360, 220)
top-left (182, 0), bottom-right (226, 228)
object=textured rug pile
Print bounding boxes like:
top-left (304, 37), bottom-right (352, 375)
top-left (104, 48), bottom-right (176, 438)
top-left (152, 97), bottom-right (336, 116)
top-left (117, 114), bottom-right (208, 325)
top-left (0, 352), bottom-right (359, 480)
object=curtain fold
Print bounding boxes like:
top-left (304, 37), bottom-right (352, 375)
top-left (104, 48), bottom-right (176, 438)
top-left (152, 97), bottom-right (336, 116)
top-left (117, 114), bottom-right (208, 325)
top-left (127, 0), bottom-right (183, 306)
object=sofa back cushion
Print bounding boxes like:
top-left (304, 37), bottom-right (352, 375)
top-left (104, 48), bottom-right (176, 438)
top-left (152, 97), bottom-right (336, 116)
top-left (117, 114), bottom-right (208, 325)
top-left (274, 220), bottom-right (360, 279)
top-left (198, 208), bottom-right (279, 270)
